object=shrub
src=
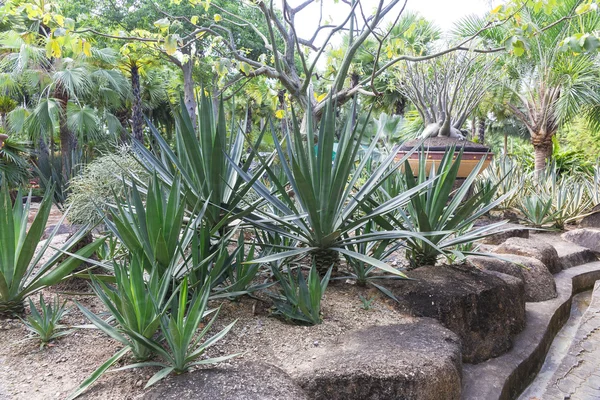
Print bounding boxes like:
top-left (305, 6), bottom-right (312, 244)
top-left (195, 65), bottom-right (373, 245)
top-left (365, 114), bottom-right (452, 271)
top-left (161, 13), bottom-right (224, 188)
top-left (269, 263), bottom-right (332, 325)
top-left (399, 148), bottom-right (514, 269)
top-left (66, 147), bottom-right (148, 226)
top-left (0, 182), bottom-right (104, 317)
top-left (21, 294), bottom-right (72, 348)
top-left (237, 101), bottom-right (429, 278)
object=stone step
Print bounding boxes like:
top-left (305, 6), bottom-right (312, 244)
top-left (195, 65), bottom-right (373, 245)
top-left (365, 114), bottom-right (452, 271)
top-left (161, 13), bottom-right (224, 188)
top-left (462, 261), bottom-right (600, 400)
top-left (532, 232), bottom-right (598, 269)
top-left (519, 282), bottom-right (600, 399)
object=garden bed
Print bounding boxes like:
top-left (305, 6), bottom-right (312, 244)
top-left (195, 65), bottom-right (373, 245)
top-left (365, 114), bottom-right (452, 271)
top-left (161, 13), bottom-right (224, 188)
top-left (0, 271), bottom-right (410, 399)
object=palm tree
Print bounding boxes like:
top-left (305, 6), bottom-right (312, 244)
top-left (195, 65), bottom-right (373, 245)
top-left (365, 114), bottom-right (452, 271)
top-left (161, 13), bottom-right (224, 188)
top-left (453, 0), bottom-right (600, 172)
top-left (0, 30), bottom-right (128, 170)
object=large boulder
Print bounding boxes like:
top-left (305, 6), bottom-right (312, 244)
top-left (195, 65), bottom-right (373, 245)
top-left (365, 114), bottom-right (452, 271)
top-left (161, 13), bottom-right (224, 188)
top-left (145, 362), bottom-right (309, 400)
top-left (293, 320), bottom-right (462, 400)
top-left (494, 237), bottom-right (561, 274)
top-left (580, 204), bottom-right (600, 228)
top-left (469, 255), bottom-right (557, 302)
top-left (480, 223), bottom-right (530, 245)
top-left (383, 265), bottom-right (526, 364)
top-left (562, 228), bottom-right (600, 253)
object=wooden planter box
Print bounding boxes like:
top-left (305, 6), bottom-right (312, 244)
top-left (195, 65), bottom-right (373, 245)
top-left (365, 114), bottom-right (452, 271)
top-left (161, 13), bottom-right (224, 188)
top-left (395, 139), bottom-right (494, 179)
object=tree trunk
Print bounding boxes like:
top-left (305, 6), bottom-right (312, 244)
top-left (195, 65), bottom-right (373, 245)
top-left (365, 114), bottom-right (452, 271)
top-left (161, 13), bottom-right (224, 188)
top-left (477, 117), bottom-right (486, 145)
top-left (181, 56), bottom-right (197, 127)
top-left (53, 86), bottom-right (76, 175)
top-left (130, 64), bottom-right (144, 142)
top-left (533, 141), bottom-right (553, 174)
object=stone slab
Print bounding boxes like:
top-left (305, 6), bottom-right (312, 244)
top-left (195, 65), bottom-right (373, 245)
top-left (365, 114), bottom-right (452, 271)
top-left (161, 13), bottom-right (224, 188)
top-left (461, 261), bottom-right (600, 400)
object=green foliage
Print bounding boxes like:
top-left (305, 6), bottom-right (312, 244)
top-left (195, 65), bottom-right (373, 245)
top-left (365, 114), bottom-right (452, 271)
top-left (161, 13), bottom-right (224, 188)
top-left (105, 174), bottom-right (196, 277)
top-left (113, 278), bottom-right (238, 388)
top-left (134, 94), bottom-right (260, 231)
top-left (516, 167), bottom-right (592, 229)
top-left (511, 138), bottom-right (595, 175)
top-left (270, 264), bottom-right (332, 326)
top-left (342, 221), bottom-right (401, 286)
top-left (0, 136), bottom-right (30, 189)
top-left (0, 182), bottom-right (104, 317)
top-left (21, 294), bottom-right (72, 348)
top-left (399, 148), bottom-right (513, 268)
top-left (34, 150), bottom-right (87, 210)
top-left (358, 294), bottom-right (375, 310)
top-left (237, 102), bottom-right (430, 277)
top-left (66, 147), bottom-right (148, 226)
top-left (517, 194), bottom-right (556, 227)
top-left (69, 254), bottom-right (173, 399)
top-left (212, 232), bottom-right (272, 300)
top-left (475, 156), bottom-right (526, 209)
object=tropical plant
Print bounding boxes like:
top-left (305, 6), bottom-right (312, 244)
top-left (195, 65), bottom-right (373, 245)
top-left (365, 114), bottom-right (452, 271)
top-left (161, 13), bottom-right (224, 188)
top-left (69, 254), bottom-right (173, 399)
top-left (342, 220), bottom-right (403, 287)
top-left (454, 0), bottom-right (600, 171)
top-left (105, 174), bottom-right (193, 277)
top-left (0, 135), bottom-right (29, 189)
top-left (270, 264), bottom-right (332, 326)
top-left (358, 294), bottom-right (375, 310)
top-left (21, 294), bottom-right (72, 348)
top-left (475, 156), bottom-right (526, 210)
top-left (517, 194), bottom-right (556, 228)
top-left (398, 147), bottom-right (514, 269)
top-left (517, 167), bottom-right (592, 229)
top-left (34, 149), bottom-right (86, 210)
top-left (236, 101), bottom-right (431, 277)
top-left (111, 278), bottom-right (238, 388)
top-left (212, 232), bottom-right (272, 300)
top-left (132, 94), bottom-right (262, 232)
top-left (0, 182), bottom-right (104, 316)
top-left (66, 147), bottom-right (149, 226)
top-left (396, 51), bottom-right (498, 139)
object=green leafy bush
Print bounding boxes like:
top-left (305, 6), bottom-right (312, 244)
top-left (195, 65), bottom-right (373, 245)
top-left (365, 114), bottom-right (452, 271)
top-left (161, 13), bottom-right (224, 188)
top-left (0, 183), bottom-right (104, 317)
top-left (21, 294), bottom-right (72, 348)
top-left (66, 147), bottom-right (148, 226)
top-left (270, 263), bottom-right (332, 325)
top-left (399, 148), bottom-right (513, 269)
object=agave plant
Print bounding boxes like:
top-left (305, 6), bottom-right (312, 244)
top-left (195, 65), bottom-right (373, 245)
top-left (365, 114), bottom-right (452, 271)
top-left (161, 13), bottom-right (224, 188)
top-left (270, 263), bottom-right (332, 325)
top-left (398, 147), bottom-right (515, 269)
top-left (476, 156), bottom-right (526, 210)
top-left (523, 167), bottom-right (592, 229)
top-left (517, 194), bottom-right (556, 228)
top-left (112, 278), bottom-right (237, 389)
top-left (21, 294), bottom-right (72, 348)
top-left (69, 254), bottom-right (173, 399)
top-left (234, 101), bottom-right (432, 277)
top-left (341, 220), bottom-right (403, 288)
top-left (105, 174), bottom-right (201, 278)
top-left (132, 94), bottom-right (262, 232)
top-left (0, 182), bottom-right (104, 316)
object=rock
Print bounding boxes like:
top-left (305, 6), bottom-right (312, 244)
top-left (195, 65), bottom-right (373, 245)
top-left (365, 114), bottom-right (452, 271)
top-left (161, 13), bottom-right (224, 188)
top-left (562, 228), bottom-right (600, 253)
top-left (580, 204), bottom-right (600, 228)
top-left (480, 223), bottom-right (530, 245)
top-left (293, 320), bottom-right (462, 400)
top-left (41, 224), bottom-right (81, 240)
top-left (494, 237), bottom-right (561, 274)
top-left (383, 265), bottom-right (525, 364)
top-left (469, 255), bottom-right (557, 302)
top-left (145, 362), bottom-right (308, 400)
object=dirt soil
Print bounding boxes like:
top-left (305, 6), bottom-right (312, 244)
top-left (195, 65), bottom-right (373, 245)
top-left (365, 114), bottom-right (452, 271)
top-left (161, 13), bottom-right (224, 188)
top-left (0, 208), bottom-right (409, 399)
